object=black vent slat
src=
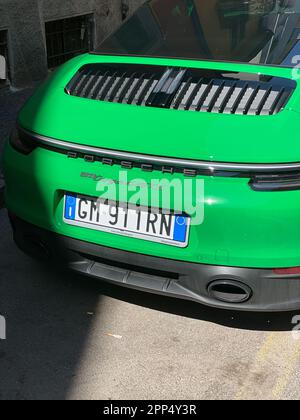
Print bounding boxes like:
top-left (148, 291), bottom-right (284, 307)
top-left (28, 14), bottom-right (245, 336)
top-left (78, 72), bottom-right (96, 97)
top-left (173, 78), bottom-right (193, 110)
top-left (84, 70), bottom-right (102, 98)
top-left (66, 71), bottom-right (83, 95)
top-left (128, 73), bottom-right (146, 104)
top-left (90, 71), bottom-right (110, 99)
top-left (73, 70), bottom-right (92, 96)
top-left (108, 72), bottom-right (127, 102)
top-left (255, 87), bottom-right (272, 115)
top-left (87, 72), bottom-right (104, 99)
top-left (218, 82), bottom-right (237, 113)
top-left (196, 80), bottom-right (214, 111)
top-left (146, 68), bottom-right (174, 107)
top-left (66, 64), bottom-right (295, 116)
top-left (243, 86), bottom-right (260, 115)
top-left (269, 88), bottom-right (285, 115)
top-left (118, 73), bottom-right (137, 103)
top-left (271, 90), bottom-right (291, 115)
top-left (136, 75), bottom-right (155, 105)
top-left (185, 79), bottom-right (203, 110)
top-left (163, 69), bottom-right (187, 108)
top-left (100, 72), bottom-right (118, 101)
top-left (97, 74), bottom-right (114, 100)
top-left (269, 88), bottom-right (289, 115)
top-left (207, 81), bottom-right (225, 113)
top-left (231, 84), bottom-right (248, 114)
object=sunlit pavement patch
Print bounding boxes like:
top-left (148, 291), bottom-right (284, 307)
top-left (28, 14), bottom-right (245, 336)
top-left (235, 331), bottom-right (300, 400)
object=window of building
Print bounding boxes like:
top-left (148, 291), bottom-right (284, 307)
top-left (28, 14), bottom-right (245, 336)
top-left (45, 15), bottom-right (93, 69)
top-left (0, 30), bottom-right (8, 86)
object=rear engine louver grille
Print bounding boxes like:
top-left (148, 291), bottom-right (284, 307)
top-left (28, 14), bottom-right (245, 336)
top-left (66, 64), bottom-right (295, 116)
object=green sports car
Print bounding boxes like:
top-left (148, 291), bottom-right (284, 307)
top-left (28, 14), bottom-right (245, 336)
top-left (4, 0), bottom-right (300, 311)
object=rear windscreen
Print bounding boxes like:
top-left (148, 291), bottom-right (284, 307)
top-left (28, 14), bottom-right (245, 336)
top-left (94, 0), bottom-right (300, 68)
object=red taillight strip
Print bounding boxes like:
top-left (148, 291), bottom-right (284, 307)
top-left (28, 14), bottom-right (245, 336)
top-left (273, 267), bottom-right (300, 275)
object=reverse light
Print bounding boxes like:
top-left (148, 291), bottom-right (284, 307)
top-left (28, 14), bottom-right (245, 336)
top-left (9, 127), bottom-right (37, 155)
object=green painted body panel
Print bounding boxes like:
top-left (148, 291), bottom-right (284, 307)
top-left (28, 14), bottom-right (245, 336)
top-left (18, 54), bottom-right (300, 163)
top-left (4, 54), bottom-right (300, 268)
top-left (4, 142), bottom-right (300, 269)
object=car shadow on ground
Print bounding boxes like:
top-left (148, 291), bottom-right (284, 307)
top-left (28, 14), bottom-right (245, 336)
top-left (0, 207), bottom-right (299, 400)
top-left (0, 209), bottom-right (103, 399)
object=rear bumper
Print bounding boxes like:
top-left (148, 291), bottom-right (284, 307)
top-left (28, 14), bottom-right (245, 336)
top-left (5, 141), bottom-right (300, 269)
top-left (9, 213), bottom-right (300, 312)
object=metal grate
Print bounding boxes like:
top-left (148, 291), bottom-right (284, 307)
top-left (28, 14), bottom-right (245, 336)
top-left (45, 15), bottom-right (93, 69)
top-left (66, 64), bottom-right (295, 116)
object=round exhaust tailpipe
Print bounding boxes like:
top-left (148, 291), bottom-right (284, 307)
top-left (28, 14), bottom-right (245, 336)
top-left (208, 280), bottom-right (252, 304)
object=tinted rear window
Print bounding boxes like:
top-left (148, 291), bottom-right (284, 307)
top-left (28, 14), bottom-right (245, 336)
top-left (95, 0), bottom-right (300, 68)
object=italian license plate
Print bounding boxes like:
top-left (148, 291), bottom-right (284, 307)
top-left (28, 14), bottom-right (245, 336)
top-left (63, 194), bottom-right (190, 248)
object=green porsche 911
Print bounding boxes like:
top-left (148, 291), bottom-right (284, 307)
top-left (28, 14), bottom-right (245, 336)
top-left (4, 0), bottom-right (300, 311)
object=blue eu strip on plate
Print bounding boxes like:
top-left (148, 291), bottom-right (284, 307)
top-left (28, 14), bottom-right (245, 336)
top-left (173, 216), bottom-right (188, 243)
top-left (64, 194), bottom-right (77, 220)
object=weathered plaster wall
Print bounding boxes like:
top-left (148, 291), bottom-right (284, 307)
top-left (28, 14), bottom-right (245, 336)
top-left (0, 0), bottom-right (146, 88)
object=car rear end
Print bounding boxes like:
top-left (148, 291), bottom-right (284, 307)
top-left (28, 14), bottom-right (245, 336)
top-left (4, 0), bottom-right (300, 311)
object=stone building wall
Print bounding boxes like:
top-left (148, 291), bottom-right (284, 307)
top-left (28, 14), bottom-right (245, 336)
top-left (0, 0), bottom-right (146, 88)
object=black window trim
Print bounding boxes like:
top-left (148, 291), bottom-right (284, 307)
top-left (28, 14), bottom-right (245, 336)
top-left (90, 51), bottom-right (298, 70)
